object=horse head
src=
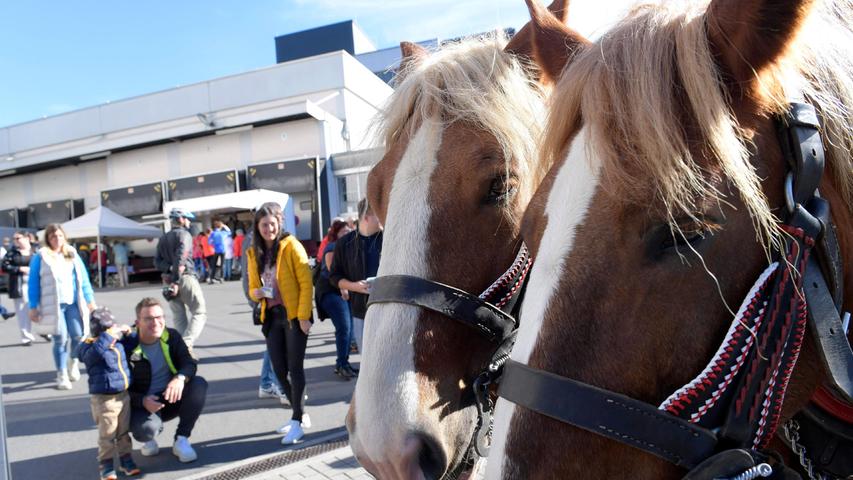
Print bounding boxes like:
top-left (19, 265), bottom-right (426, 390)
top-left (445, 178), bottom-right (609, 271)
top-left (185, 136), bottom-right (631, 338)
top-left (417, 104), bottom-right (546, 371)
top-left (346, 4), bottom-right (573, 478)
top-left (489, 0), bottom-right (853, 478)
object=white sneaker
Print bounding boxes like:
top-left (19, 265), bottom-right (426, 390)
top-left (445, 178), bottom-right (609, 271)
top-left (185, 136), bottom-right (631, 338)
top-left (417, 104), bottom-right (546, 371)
top-left (56, 371), bottom-right (72, 390)
top-left (68, 359), bottom-right (81, 382)
top-left (172, 436), bottom-right (197, 463)
top-left (258, 384), bottom-right (282, 399)
top-left (280, 420), bottom-right (304, 445)
top-left (141, 440), bottom-right (159, 456)
top-left (276, 414), bottom-right (311, 434)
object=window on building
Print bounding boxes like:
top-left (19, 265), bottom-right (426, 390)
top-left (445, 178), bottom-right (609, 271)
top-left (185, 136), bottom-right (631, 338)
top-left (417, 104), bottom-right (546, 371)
top-left (338, 171), bottom-right (369, 215)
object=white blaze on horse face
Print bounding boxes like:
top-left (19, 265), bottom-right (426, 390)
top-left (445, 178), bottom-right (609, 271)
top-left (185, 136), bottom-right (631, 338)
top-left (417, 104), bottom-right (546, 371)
top-left (487, 128), bottom-right (602, 478)
top-left (352, 118), bottom-right (442, 463)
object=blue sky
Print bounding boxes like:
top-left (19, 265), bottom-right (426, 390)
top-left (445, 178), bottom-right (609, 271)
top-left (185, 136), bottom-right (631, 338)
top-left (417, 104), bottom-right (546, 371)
top-left (0, 1), bottom-right (631, 128)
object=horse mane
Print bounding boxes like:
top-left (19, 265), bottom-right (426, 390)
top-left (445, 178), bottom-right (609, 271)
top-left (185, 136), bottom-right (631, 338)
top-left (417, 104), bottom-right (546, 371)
top-left (373, 34), bottom-right (546, 221)
top-left (539, 0), bottom-right (853, 247)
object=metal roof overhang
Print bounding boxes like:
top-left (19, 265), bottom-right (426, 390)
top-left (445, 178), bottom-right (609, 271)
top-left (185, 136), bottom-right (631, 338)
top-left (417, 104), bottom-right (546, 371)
top-left (6, 99), bottom-right (334, 176)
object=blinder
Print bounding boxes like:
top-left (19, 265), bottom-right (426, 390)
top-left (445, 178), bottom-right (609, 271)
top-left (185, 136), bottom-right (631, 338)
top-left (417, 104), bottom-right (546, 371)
top-left (497, 102), bottom-right (852, 479)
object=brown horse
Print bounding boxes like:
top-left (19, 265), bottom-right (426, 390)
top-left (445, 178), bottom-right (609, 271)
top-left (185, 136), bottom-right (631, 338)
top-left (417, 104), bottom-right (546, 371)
top-left (488, 0), bottom-right (853, 478)
top-left (344, 5), bottom-right (573, 478)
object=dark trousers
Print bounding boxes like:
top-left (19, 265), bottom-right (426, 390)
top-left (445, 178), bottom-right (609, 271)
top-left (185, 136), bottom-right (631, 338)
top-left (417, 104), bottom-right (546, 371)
top-left (263, 305), bottom-right (307, 422)
top-left (205, 255), bottom-right (220, 281)
top-left (130, 376), bottom-right (208, 440)
top-left (320, 293), bottom-right (352, 368)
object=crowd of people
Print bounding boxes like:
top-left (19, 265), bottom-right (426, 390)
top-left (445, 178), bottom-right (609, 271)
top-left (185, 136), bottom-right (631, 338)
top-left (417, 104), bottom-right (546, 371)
top-left (0, 198), bottom-right (382, 480)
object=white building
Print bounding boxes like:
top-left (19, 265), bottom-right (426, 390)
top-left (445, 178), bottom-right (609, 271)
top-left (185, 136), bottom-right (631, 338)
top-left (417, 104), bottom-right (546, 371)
top-left (0, 42), bottom-right (392, 255)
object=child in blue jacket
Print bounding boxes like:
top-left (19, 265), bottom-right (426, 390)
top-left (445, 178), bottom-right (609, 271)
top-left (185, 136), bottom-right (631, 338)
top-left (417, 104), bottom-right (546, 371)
top-left (76, 307), bottom-right (141, 480)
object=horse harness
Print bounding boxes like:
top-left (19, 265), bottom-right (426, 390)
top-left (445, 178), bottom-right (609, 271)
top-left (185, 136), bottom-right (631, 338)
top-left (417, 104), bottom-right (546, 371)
top-left (496, 102), bottom-right (853, 480)
top-left (367, 242), bottom-right (533, 459)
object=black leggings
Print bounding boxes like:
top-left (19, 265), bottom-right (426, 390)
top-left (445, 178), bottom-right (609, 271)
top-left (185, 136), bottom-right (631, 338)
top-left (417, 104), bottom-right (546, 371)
top-left (263, 305), bottom-right (308, 421)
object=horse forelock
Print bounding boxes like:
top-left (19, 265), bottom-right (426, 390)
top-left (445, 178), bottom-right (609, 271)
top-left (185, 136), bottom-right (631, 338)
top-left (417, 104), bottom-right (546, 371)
top-left (537, 0), bottom-right (853, 255)
top-left (374, 34), bottom-right (546, 218)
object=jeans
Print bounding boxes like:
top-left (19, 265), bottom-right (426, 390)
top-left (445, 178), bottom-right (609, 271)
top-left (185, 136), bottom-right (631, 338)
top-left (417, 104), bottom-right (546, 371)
top-left (321, 293), bottom-right (352, 368)
top-left (223, 258), bottom-right (233, 281)
top-left (259, 349), bottom-right (282, 390)
top-left (130, 376), bottom-right (208, 440)
top-left (194, 258), bottom-right (206, 279)
top-left (54, 303), bottom-right (84, 371)
top-left (352, 316), bottom-right (364, 355)
top-left (264, 306), bottom-right (308, 422)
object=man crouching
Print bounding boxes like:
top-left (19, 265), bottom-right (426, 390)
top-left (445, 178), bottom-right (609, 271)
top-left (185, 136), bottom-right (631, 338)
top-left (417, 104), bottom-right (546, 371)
top-left (123, 297), bottom-right (207, 463)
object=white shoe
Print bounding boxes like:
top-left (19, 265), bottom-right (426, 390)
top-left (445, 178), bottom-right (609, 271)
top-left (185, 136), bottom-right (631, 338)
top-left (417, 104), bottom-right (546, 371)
top-left (56, 371), bottom-right (72, 390)
top-left (276, 414), bottom-right (310, 434)
top-left (141, 440), bottom-right (159, 457)
top-left (172, 436), bottom-right (197, 463)
top-left (258, 384), bottom-right (283, 399)
top-left (68, 359), bottom-right (81, 382)
top-left (280, 420), bottom-right (304, 445)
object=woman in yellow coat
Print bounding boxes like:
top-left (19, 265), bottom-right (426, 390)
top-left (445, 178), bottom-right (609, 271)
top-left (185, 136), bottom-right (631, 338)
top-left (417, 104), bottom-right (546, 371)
top-left (246, 202), bottom-right (313, 444)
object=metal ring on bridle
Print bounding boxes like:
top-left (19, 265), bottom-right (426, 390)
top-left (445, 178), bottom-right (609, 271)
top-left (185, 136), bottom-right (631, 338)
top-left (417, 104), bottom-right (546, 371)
top-left (784, 171), bottom-right (796, 213)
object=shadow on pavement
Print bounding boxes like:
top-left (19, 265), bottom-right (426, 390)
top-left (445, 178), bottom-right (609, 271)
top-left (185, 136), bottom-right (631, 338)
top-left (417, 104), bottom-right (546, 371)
top-left (1, 369), bottom-right (61, 394)
top-left (12, 446), bottom-right (97, 480)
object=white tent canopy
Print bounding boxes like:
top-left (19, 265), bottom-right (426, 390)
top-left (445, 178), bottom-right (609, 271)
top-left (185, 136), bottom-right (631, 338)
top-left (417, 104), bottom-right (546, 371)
top-left (163, 189), bottom-right (291, 216)
top-left (61, 206), bottom-right (162, 240)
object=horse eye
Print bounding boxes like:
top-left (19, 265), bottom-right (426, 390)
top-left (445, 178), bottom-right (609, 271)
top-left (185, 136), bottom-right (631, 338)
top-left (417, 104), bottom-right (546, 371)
top-left (485, 176), bottom-right (518, 205)
top-left (650, 218), bottom-right (720, 257)
top-left (660, 227), bottom-right (706, 250)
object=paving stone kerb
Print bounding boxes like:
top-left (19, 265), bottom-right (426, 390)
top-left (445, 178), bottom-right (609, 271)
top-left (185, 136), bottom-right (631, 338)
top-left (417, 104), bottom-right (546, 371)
top-left (1, 281), bottom-right (361, 480)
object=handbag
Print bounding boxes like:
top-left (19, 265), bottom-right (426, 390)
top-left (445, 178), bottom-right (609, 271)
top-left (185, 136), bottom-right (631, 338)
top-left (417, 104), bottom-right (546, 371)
top-left (252, 302), bottom-right (262, 326)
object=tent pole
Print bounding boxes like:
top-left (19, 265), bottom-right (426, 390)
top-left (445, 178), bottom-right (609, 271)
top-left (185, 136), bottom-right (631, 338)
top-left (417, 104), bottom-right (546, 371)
top-left (97, 234), bottom-right (102, 288)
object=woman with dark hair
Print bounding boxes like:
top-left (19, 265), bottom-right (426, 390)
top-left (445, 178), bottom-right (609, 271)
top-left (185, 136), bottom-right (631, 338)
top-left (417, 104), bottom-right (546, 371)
top-left (246, 202), bottom-right (313, 445)
top-left (2, 231), bottom-right (36, 345)
top-left (28, 223), bottom-right (96, 390)
top-left (315, 219), bottom-right (356, 379)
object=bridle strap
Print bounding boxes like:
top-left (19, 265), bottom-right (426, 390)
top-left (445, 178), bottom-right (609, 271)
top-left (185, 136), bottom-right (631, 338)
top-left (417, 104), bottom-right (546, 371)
top-left (500, 359), bottom-right (719, 469)
top-left (367, 244), bottom-right (533, 458)
top-left (805, 249), bottom-right (853, 402)
top-left (368, 274), bottom-right (517, 342)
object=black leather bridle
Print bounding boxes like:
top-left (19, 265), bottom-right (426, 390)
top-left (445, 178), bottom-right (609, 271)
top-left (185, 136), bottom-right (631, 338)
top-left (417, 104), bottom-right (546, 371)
top-left (367, 243), bottom-right (533, 459)
top-left (497, 102), bottom-right (852, 479)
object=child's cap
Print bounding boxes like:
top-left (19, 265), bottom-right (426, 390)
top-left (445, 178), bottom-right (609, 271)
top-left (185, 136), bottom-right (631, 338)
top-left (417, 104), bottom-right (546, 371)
top-left (90, 307), bottom-right (116, 337)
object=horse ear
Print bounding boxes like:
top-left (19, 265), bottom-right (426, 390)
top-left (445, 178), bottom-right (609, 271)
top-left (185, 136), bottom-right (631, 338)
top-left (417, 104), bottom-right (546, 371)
top-left (395, 41), bottom-right (428, 84)
top-left (520, 0), bottom-right (589, 84)
top-left (505, 0), bottom-right (570, 61)
top-left (706, 0), bottom-right (816, 95)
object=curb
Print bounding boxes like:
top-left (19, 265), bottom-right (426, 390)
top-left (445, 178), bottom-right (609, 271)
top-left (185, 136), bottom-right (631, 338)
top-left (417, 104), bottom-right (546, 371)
top-left (183, 429), bottom-right (349, 480)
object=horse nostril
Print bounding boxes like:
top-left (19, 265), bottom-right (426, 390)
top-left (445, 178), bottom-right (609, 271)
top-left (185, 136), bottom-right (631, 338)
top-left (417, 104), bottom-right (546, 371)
top-left (415, 432), bottom-right (447, 480)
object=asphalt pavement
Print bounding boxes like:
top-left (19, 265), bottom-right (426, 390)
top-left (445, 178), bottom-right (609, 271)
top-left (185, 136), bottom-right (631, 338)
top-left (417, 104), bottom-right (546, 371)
top-left (0, 279), bottom-right (360, 480)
